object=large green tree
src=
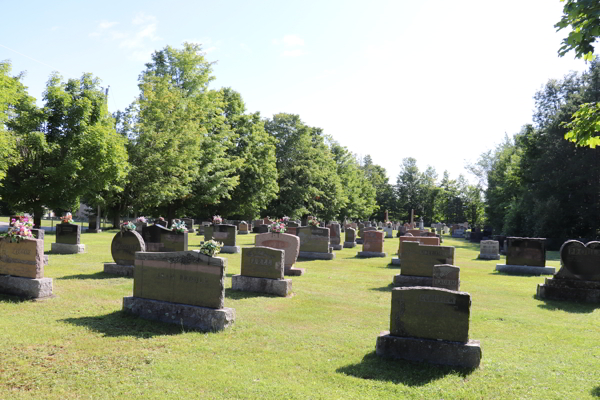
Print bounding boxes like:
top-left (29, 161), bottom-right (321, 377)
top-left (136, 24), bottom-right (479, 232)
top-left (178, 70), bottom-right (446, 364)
top-left (0, 61), bottom-right (24, 186)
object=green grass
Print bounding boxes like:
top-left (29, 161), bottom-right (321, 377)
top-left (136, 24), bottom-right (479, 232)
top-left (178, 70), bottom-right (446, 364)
top-left (0, 230), bottom-right (598, 399)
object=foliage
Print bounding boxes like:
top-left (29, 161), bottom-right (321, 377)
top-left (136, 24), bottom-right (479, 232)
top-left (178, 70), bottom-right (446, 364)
top-left (555, 0), bottom-right (600, 61)
top-left (171, 219), bottom-right (188, 233)
top-left (60, 212), bottom-right (73, 224)
top-left (308, 219), bottom-right (320, 226)
top-left (563, 101), bottom-right (600, 146)
top-left (121, 221), bottom-right (136, 231)
top-left (0, 61), bottom-right (25, 185)
top-left (199, 239), bottom-right (222, 257)
top-left (270, 220), bottom-right (286, 233)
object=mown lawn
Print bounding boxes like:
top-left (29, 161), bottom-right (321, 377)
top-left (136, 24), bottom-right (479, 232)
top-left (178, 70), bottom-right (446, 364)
top-left (0, 229), bottom-right (598, 399)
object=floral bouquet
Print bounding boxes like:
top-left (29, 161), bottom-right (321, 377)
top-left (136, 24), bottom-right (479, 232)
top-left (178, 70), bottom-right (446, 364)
top-left (199, 239), bottom-right (223, 257)
top-left (121, 221), bottom-right (136, 231)
top-left (270, 220), bottom-right (286, 233)
top-left (60, 212), bottom-right (73, 224)
top-left (213, 215), bottom-right (222, 225)
top-left (3, 217), bottom-right (34, 243)
top-left (282, 216), bottom-right (290, 222)
top-left (308, 219), bottom-right (320, 227)
top-left (136, 216), bottom-right (147, 223)
top-left (171, 220), bottom-right (188, 233)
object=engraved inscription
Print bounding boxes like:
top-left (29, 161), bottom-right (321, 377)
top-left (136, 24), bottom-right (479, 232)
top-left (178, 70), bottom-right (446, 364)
top-left (419, 293), bottom-right (456, 304)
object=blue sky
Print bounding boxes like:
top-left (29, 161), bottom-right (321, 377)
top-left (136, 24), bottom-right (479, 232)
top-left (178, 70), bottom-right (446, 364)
top-left (1, 0), bottom-right (590, 184)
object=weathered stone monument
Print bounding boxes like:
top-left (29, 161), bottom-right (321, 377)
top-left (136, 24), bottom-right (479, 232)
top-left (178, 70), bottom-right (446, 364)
top-left (255, 232), bottom-right (304, 276)
top-left (232, 247), bottom-right (291, 297)
top-left (205, 224), bottom-right (240, 254)
top-left (104, 230), bottom-right (146, 276)
top-left (0, 238), bottom-right (53, 298)
top-left (327, 223), bottom-right (343, 250)
top-left (143, 224), bottom-right (188, 252)
top-left (393, 241), bottom-right (455, 287)
top-left (51, 223), bottom-right (85, 254)
top-left (496, 237), bottom-right (555, 275)
top-left (391, 236), bottom-right (440, 265)
top-left (383, 225), bottom-right (393, 238)
top-left (432, 264), bottom-right (460, 291)
top-left (358, 230), bottom-right (386, 258)
top-left (297, 226), bottom-right (335, 260)
top-left (344, 227), bottom-right (357, 248)
top-left (238, 221), bottom-right (250, 235)
top-left (123, 250), bottom-right (235, 331)
top-left (376, 286), bottom-right (482, 368)
top-left (537, 240), bottom-right (600, 303)
top-left (478, 240), bottom-right (500, 260)
top-left (182, 218), bottom-right (195, 233)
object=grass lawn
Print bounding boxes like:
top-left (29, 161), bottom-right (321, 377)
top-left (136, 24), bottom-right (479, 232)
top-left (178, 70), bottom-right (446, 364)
top-left (0, 229), bottom-right (598, 399)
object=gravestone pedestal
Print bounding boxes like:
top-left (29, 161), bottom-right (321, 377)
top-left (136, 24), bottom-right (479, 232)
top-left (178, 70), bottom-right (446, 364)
top-left (537, 277), bottom-right (600, 303)
top-left (497, 237), bottom-right (554, 275)
top-left (51, 243), bottom-right (85, 254)
top-left (358, 251), bottom-right (387, 258)
top-left (495, 264), bottom-right (555, 275)
top-left (123, 296), bottom-right (235, 332)
top-left (343, 242), bottom-right (356, 248)
top-left (356, 238), bottom-right (364, 244)
top-left (298, 251), bottom-right (335, 260)
top-left (231, 275), bottom-right (291, 297)
top-left (390, 257), bottom-right (401, 265)
top-left (0, 275), bottom-right (53, 299)
top-left (220, 245), bottom-right (241, 254)
top-left (284, 266), bottom-right (305, 276)
top-left (104, 263), bottom-right (134, 276)
top-left (393, 274), bottom-right (432, 287)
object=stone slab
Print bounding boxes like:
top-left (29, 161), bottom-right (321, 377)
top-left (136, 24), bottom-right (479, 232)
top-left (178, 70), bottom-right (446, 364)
top-left (284, 267), bottom-right (305, 276)
top-left (238, 231), bottom-right (249, 235)
top-left (390, 257), bottom-right (401, 266)
top-left (363, 230), bottom-right (385, 253)
top-left (496, 264), bottom-right (555, 276)
top-left (255, 232), bottom-right (300, 269)
top-left (220, 245), bottom-right (240, 254)
top-left (111, 230), bottom-right (145, 265)
top-left (343, 242), bottom-right (356, 248)
top-left (390, 287), bottom-right (471, 342)
top-left (356, 239), bottom-right (364, 244)
top-left (56, 223), bottom-right (81, 245)
top-left (432, 264), bottom-right (460, 291)
top-left (0, 275), bottom-right (53, 298)
top-left (376, 332), bottom-right (482, 368)
top-left (478, 254), bottom-right (501, 260)
top-left (397, 236), bottom-right (440, 256)
top-left (297, 226), bottom-right (330, 253)
top-left (357, 251), bottom-right (387, 258)
top-left (559, 240), bottom-right (600, 281)
top-left (241, 247), bottom-right (284, 279)
top-left (332, 244), bottom-right (343, 251)
top-left (104, 263), bottom-right (134, 277)
top-left (536, 276), bottom-right (600, 303)
top-left (231, 275), bottom-right (291, 297)
top-left (51, 243), bottom-right (86, 254)
top-left (211, 224), bottom-right (237, 246)
top-left (393, 274), bottom-right (433, 287)
top-left (0, 238), bottom-right (45, 278)
top-left (400, 241), bottom-right (455, 277)
top-left (122, 296), bottom-right (234, 332)
top-left (298, 251), bottom-right (335, 260)
top-left (506, 237), bottom-right (546, 267)
top-left (143, 224), bottom-right (188, 252)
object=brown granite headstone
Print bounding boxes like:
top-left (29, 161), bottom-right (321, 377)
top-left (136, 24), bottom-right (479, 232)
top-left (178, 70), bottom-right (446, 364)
top-left (363, 230), bottom-right (384, 253)
top-left (345, 228), bottom-right (356, 242)
top-left (255, 232), bottom-right (300, 269)
top-left (0, 238), bottom-right (45, 279)
top-left (506, 237), bottom-right (546, 267)
top-left (327, 223), bottom-right (341, 247)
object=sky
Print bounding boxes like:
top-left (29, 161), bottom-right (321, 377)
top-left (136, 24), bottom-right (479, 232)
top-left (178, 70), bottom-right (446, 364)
top-left (0, 0), bottom-right (591, 184)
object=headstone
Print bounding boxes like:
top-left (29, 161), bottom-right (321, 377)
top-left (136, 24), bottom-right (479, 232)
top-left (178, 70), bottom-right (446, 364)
top-left (478, 240), bottom-right (500, 260)
top-left (255, 232), bottom-right (303, 276)
top-left (452, 229), bottom-right (465, 238)
top-left (297, 226), bottom-right (335, 260)
top-left (182, 218), bottom-right (195, 233)
top-left (52, 223), bottom-right (85, 254)
top-left (344, 227), bottom-right (357, 248)
top-left (496, 237), bottom-right (554, 275)
top-left (142, 224), bottom-right (188, 253)
top-left (432, 264), bottom-right (460, 291)
top-left (210, 224), bottom-right (240, 253)
top-left (232, 247), bottom-right (291, 297)
top-left (358, 230), bottom-right (386, 257)
top-left (0, 238), bottom-right (52, 298)
top-left (383, 226), bottom-right (393, 238)
top-left (327, 223), bottom-right (342, 250)
top-left (537, 240), bottom-right (600, 303)
top-left (104, 230), bottom-right (146, 276)
top-left (135, 222), bottom-right (147, 233)
top-left (393, 241), bottom-right (455, 287)
top-left (376, 286), bottom-right (481, 368)
top-left (393, 236), bottom-right (440, 265)
top-left (88, 218), bottom-right (101, 233)
top-left (30, 228), bottom-right (45, 241)
top-left (238, 221), bottom-right (250, 235)
top-left (123, 250), bottom-right (234, 331)
top-left (253, 224), bottom-right (270, 234)
top-left (155, 219), bottom-right (167, 227)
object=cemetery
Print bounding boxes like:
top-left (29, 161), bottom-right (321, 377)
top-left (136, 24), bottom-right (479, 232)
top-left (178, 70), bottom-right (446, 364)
top-left (0, 219), bottom-right (597, 399)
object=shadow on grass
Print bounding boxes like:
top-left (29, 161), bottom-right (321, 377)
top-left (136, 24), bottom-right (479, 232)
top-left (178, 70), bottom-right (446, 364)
top-left (535, 296), bottom-right (600, 313)
top-left (60, 310), bottom-right (183, 338)
top-left (591, 386), bottom-right (600, 398)
top-left (489, 271), bottom-right (550, 277)
top-left (336, 351), bottom-right (475, 386)
top-left (546, 251), bottom-right (560, 262)
top-left (225, 288), bottom-right (278, 300)
top-left (0, 294), bottom-right (36, 303)
top-left (58, 271), bottom-right (119, 280)
top-left (369, 283), bottom-right (395, 292)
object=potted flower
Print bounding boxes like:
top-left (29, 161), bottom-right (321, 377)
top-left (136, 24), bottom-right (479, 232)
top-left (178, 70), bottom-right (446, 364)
top-left (121, 221), bottom-right (136, 231)
top-left (199, 239), bottom-right (223, 257)
top-left (270, 220), bottom-right (286, 234)
top-left (308, 219), bottom-right (320, 227)
top-left (171, 220), bottom-right (188, 234)
top-left (212, 215), bottom-right (222, 225)
top-left (2, 217), bottom-right (34, 243)
top-left (60, 212), bottom-right (73, 224)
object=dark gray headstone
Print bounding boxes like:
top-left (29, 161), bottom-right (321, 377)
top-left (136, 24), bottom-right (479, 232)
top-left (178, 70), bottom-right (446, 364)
top-left (211, 224), bottom-right (237, 246)
top-left (506, 237), bottom-right (546, 267)
top-left (345, 227), bottom-right (356, 242)
top-left (559, 240), bottom-right (600, 281)
top-left (241, 247), bottom-right (285, 279)
top-left (56, 223), bottom-right (80, 245)
top-left (111, 230), bottom-right (146, 265)
top-left (432, 264), bottom-right (460, 291)
top-left (297, 226), bottom-right (330, 253)
top-left (155, 219), bottom-right (167, 227)
top-left (142, 224), bottom-right (187, 252)
top-left (391, 286), bottom-right (470, 342)
top-left (327, 223), bottom-right (341, 246)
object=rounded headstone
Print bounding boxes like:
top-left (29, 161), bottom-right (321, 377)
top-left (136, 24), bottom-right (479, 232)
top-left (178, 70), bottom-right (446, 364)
top-left (111, 230), bottom-right (146, 265)
top-left (559, 240), bottom-right (600, 281)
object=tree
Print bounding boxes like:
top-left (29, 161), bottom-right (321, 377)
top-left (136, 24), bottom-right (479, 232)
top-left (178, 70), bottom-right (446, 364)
top-left (0, 61), bottom-right (23, 186)
top-left (360, 155), bottom-right (395, 221)
top-left (1, 72), bottom-right (129, 227)
top-left (556, 1), bottom-right (600, 146)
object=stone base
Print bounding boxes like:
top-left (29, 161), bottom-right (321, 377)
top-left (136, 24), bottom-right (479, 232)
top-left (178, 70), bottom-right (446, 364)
top-left (0, 275), bottom-right (53, 298)
top-left (357, 251), bottom-right (387, 258)
top-left (220, 245), bottom-right (241, 254)
top-left (122, 296), bottom-right (234, 332)
top-left (298, 251), bottom-right (335, 260)
top-left (343, 242), bottom-right (356, 248)
top-left (332, 244), bottom-right (343, 250)
top-left (391, 257), bottom-right (401, 266)
top-left (537, 278), bottom-right (600, 303)
top-left (284, 267), bottom-right (305, 276)
top-left (376, 331), bottom-right (482, 368)
top-left (103, 263), bottom-right (134, 277)
top-left (478, 254), bottom-right (500, 260)
top-left (238, 231), bottom-right (249, 235)
top-left (495, 264), bottom-right (555, 276)
top-left (231, 275), bottom-right (291, 297)
top-left (51, 243), bottom-right (85, 254)
top-left (356, 239), bottom-right (364, 244)
top-left (393, 274), bottom-right (433, 287)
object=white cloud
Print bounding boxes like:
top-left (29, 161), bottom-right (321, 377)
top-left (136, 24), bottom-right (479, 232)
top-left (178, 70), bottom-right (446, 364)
top-left (282, 49), bottom-right (306, 57)
top-left (240, 43), bottom-right (252, 53)
top-left (99, 21), bottom-right (118, 29)
top-left (273, 34), bottom-right (306, 57)
top-left (282, 34), bottom-right (304, 47)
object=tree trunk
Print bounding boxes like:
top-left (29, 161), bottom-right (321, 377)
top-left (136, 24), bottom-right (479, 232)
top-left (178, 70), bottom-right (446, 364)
top-left (166, 203), bottom-right (175, 228)
top-left (33, 206), bottom-right (43, 229)
top-left (111, 205), bottom-right (121, 229)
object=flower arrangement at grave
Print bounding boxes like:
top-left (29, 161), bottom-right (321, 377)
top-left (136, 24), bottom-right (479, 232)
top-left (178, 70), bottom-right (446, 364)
top-left (2, 216), bottom-right (34, 243)
top-left (171, 220), bottom-right (188, 233)
top-left (212, 215), bottom-right (222, 225)
top-left (136, 216), bottom-right (147, 223)
top-left (121, 221), bottom-right (136, 231)
top-left (308, 219), bottom-right (320, 227)
top-left (60, 212), bottom-right (73, 224)
top-left (282, 216), bottom-right (290, 222)
top-left (270, 220), bottom-right (287, 233)
top-left (199, 239), bottom-right (223, 257)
